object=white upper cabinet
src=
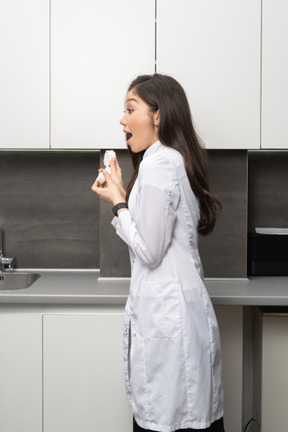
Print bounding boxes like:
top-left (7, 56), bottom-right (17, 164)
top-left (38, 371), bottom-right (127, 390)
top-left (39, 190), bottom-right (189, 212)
top-left (4, 1), bottom-right (287, 151)
top-left (157, 0), bottom-right (261, 149)
top-left (0, 0), bottom-right (49, 149)
top-left (261, 0), bottom-right (288, 149)
top-left (51, 0), bottom-right (155, 149)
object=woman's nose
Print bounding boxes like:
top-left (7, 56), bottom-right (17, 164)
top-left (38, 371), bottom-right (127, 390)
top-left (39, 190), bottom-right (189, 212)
top-left (120, 114), bottom-right (126, 126)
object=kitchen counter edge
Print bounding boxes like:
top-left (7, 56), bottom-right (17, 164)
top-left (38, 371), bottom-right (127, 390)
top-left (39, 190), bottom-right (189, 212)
top-left (0, 270), bottom-right (287, 306)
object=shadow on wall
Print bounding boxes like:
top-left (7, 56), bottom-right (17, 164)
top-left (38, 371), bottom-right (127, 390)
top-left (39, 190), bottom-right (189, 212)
top-left (0, 151), bottom-right (100, 269)
top-left (248, 150), bottom-right (288, 231)
top-left (100, 150), bottom-right (248, 279)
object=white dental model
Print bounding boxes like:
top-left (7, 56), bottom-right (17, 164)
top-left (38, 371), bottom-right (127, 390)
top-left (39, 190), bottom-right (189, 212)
top-left (96, 150), bottom-right (116, 185)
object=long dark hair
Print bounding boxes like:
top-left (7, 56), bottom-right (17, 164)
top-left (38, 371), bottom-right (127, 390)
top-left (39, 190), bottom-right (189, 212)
top-left (125, 74), bottom-right (221, 236)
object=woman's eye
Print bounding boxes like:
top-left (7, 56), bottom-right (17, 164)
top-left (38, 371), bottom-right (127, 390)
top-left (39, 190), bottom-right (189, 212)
top-left (125, 108), bottom-right (133, 114)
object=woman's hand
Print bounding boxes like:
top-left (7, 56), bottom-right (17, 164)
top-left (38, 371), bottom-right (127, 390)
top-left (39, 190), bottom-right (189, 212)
top-left (91, 157), bottom-right (126, 205)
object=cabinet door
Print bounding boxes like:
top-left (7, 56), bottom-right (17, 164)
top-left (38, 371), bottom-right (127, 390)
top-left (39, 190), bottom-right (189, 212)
top-left (0, 0), bottom-right (49, 148)
top-left (43, 314), bottom-right (132, 432)
top-left (157, 0), bottom-right (261, 149)
top-left (0, 314), bottom-right (42, 432)
top-left (262, 0), bottom-right (288, 149)
top-left (262, 315), bottom-right (288, 431)
top-left (214, 306), bottom-right (243, 432)
top-left (51, 0), bottom-right (155, 149)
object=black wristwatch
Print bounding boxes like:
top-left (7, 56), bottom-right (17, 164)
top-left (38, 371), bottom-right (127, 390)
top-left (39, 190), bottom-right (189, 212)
top-left (112, 202), bottom-right (128, 216)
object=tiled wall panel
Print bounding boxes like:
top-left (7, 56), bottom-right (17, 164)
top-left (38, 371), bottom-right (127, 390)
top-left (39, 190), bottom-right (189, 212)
top-left (0, 151), bottom-right (99, 269)
top-left (199, 151), bottom-right (247, 278)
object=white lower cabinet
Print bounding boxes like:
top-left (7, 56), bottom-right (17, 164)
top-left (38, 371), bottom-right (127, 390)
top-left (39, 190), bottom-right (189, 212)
top-left (0, 314), bottom-right (42, 432)
top-left (0, 307), bottom-right (244, 432)
top-left (43, 314), bottom-right (133, 432)
top-left (214, 306), bottom-right (243, 432)
top-left (43, 309), bottom-right (243, 432)
top-left (254, 310), bottom-right (288, 432)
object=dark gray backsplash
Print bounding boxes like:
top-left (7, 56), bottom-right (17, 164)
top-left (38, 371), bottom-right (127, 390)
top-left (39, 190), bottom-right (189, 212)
top-left (0, 151), bottom-right (100, 268)
top-left (99, 150), bottom-right (132, 277)
top-left (100, 150), bottom-right (248, 278)
top-left (199, 151), bottom-right (247, 278)
top-left (6, 149), bottom-right (285, 278)
top-left (248, 151), bottom-right (288, 231)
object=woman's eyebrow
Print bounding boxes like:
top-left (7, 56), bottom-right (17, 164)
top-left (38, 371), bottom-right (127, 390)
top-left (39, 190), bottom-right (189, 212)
top-left (126, 98), bottom-right (138, 103)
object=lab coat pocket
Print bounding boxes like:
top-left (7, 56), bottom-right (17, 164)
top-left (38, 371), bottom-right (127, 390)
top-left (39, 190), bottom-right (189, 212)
top-left (137, 281), bottom-right (181, 338)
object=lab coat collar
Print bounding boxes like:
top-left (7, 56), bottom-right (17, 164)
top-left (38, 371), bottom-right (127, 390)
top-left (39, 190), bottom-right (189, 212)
top-left (143, 140), bottom-right (162, 160)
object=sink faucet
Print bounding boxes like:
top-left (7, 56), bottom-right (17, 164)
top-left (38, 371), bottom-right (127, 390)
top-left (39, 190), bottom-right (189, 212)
top-left (0, 229), bottom-right (16, 272)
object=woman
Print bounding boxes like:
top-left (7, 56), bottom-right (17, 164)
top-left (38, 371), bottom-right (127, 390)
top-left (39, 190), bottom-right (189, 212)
top-left (91, 74), bottom-right (225, 432)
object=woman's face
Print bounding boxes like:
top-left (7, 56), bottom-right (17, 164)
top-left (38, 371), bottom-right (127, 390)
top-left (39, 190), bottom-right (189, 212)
top-left (120, 90), bottom-right (159, 153)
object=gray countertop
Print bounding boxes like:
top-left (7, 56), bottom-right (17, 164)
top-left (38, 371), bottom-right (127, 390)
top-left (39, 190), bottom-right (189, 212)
top-left (0, 269), bottom-right (288, 306)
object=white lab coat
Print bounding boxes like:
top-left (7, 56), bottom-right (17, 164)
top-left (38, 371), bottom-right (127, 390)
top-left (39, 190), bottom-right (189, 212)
top-left (112, 141), bottom-right (224, 432)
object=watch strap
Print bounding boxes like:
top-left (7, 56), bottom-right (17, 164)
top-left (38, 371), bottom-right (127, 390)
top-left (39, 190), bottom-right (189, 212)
top-left (112, 202), bottom-right (128, 216)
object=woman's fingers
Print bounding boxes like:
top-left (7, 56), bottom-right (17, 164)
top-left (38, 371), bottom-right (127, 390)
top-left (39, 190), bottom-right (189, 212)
top-left (91, 179), bottom-right (102, 192)
top-left (109, 158), bottom-right (117, 174)
top-left (91, 156), bottom-right (126, 204)
top-left (110, 158), bottom-right (123, 184)
top-left (91, 169), bottom-right (109, 191)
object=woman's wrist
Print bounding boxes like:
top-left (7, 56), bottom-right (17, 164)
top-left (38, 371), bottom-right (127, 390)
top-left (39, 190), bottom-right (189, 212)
top-left (118, 185), bottom-right (127, 200)
top-left (112, 194), bottom-right (126, 206)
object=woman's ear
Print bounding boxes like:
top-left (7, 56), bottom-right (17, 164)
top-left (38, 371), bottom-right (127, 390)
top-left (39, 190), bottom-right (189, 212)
top-left (153, 110), bottom-right (160, 126)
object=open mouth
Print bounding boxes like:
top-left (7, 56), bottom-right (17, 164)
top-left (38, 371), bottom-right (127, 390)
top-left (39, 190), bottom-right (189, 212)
top-left (126, 132), bottom-right (132, 143)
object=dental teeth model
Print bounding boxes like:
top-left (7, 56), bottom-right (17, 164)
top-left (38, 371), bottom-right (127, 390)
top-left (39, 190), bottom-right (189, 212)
top-left (96, 150), bottom-right (116, 185)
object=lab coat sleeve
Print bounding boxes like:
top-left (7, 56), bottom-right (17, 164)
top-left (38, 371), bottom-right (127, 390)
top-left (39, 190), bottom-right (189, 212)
top-left (111, 154), bottom-right (180, 268)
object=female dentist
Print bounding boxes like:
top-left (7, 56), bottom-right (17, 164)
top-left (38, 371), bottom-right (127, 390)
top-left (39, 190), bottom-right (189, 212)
top-left (92, 74), bottom-right (225, 432)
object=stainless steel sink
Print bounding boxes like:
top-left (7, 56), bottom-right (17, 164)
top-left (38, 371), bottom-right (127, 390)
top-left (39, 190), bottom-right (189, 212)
top-left (0, 272), bottom-right (41, 290)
